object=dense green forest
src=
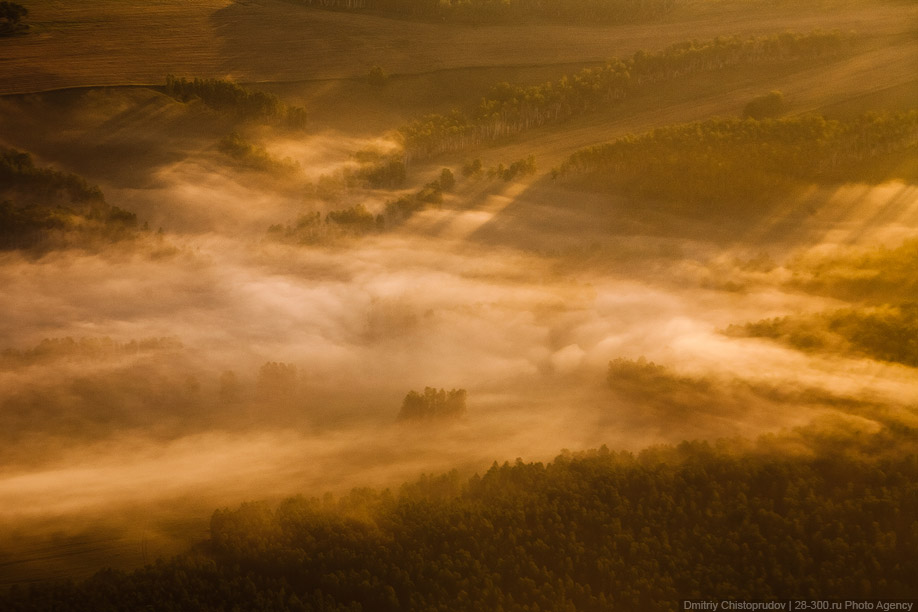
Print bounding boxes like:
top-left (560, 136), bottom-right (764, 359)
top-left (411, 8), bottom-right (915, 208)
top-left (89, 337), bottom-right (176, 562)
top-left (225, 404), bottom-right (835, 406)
top-left (556, 111), bottom-right (918, 212)
top-left (0, 147), bottom-right (138, 250)
top-left (3, 423), bottom-right (915, 611)
top-left (290, 0), bottom-right (676, 24)
top-left (399, 31), bottom-right (855, 160)
top-left (731, 303), bottom-right (918, 367)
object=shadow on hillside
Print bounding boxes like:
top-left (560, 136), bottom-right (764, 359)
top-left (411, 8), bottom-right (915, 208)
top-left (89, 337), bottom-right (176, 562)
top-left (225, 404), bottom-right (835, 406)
top-left (464, 174), bottom-right (918, 259)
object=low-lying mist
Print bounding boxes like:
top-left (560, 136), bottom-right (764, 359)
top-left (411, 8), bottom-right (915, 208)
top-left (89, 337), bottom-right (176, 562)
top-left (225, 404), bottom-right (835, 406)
top-left (2, 121), bottom-right (916, 585)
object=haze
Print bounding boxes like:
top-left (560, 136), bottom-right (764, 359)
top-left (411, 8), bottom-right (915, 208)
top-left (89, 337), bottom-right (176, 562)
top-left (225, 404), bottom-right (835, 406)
top-left (0, 0), bottom-right (916, 588)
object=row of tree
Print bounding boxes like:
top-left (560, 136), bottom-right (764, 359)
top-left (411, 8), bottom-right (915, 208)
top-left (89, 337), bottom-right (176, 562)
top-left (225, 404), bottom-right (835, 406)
top-left (290, 0), bottom-right (676, 24)
top-left (4, 424), bottom-right (915, 610)
top-left (0, 336), bottom-right (183, 368)
top-left (399, 31), bottom-right (855, 160)
top-left (269, 166), bottom-right (458, 243)
top-left (270, 152), bottom-right (534, 244)
top-left (267, 174), bottom-right (443, 243)
top-left (789, 238), bottom-right (918, 305)
top-left (556, 110), bottom-right (918, 211)
top-left (731, 302), bottom-right (918, 368)
top-left (164, 77), bottom-right (308, 129)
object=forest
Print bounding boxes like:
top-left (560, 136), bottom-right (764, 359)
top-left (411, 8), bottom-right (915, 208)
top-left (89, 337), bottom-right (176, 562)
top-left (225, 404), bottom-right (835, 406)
top-left (1, 423), bottom-right (914, 611)
top-left (0, 0), bottom-right (915, 606)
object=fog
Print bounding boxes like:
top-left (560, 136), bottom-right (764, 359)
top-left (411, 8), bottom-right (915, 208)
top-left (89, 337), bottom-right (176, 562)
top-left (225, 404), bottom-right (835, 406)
top-left (2, 89), bottom-right (917, 583)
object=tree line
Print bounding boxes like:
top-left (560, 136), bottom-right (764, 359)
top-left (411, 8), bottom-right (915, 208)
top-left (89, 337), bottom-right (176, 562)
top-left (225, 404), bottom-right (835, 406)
top-left (399, 31), bottom-right (855, 160)
top-left (555, 110), bottom-right (918, 212)
top-left (0, 337), bottom-right (183, 368)
top-left (0, 147), bottom-right (138, 250)
top-left (289, 0), bottom-right (676, 24)
top-left (3, 423), bottom-right (914, 610)
top-left (269, 154), bottom-right (532, 244)
top-left (164, 77), bottom-right (308, 129)
top-left (730, 303), bottom-right (918, 368)
top-left (267, 169), bottom-right (446, 243)
top-left (789, 238), bottom-right (918, 305)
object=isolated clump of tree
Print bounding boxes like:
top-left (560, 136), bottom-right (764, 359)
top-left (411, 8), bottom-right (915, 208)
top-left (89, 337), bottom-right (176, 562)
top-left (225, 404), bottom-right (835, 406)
top-left (397, 387), bottom-right (467, 421)
top-left (438, 167), bottom-right (455, 190)
top-left (462, 157), bottom-right (483, 177)
top-left (4, 423), bottom-right (916, 610)
top-left (0, 147), bottom-right (139, 250)
top-left (0, 1), bottom-right (27, 35)
top-left (164, 76), bottom-right (308, 128)
top-left (399, 31), bottom-right (855, 160)
top-left (556, 110), bottom-right (918, 212)
top-left (366, 65), bottom-right (388, 87)
top-left (743, 90), bottom-right (785, 119)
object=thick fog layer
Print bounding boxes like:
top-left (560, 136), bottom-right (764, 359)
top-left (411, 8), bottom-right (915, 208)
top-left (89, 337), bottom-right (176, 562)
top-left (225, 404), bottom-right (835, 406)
top-left (2, 126), bottom-right (916, 583)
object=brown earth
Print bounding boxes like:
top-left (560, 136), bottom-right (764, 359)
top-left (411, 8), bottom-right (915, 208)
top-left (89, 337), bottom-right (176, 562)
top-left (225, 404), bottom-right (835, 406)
top-left (0, 0), bottom-right (915, 95)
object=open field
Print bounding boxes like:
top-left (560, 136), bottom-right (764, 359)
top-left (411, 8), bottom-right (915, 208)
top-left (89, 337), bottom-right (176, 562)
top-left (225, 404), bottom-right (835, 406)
top-left (0, 0), bottom-right (915, 95)
top-left (1, 0), bottom-right (917, 602)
